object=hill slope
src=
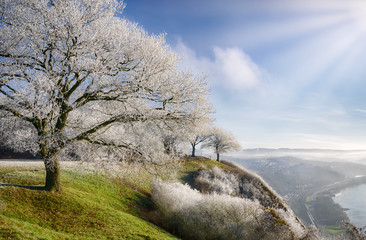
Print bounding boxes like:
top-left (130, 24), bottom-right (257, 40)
top-left (0, 158), bottom-right (230, 239)
top-left (0, 164), bottom-right (178, 239)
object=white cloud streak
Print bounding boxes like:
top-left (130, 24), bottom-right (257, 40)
top-left (213, 47), bottom-right (260, 89)
top-left (354, 109), bottom-right (366, 114)
top-left (174, 39), bottom-right (264, 90)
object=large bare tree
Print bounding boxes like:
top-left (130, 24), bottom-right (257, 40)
top-left (0, 0), bottom-right (211, 192)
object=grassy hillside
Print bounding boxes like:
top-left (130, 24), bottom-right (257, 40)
top-left (0, 157), bottom-right (227, 240)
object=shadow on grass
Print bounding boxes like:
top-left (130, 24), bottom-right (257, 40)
top-left (0, 183), bottom-right (45, 190)
top-left (181, 171), bottom-right (198, 187)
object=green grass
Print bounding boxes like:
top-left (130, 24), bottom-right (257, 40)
top-left (0, 157), bottom-right (224, 240)
top-left (0, 167), bottom-right (174, 239)
top-left (325, 225), bottom-right (345, 235)
top-left (179, 156), bottom-right (234, 185)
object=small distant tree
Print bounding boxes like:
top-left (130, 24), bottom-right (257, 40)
top-left (202, 127), bottom-right (241, 161)
top-left (0, 0), bottom-right (212, 192)
top-left (190, 135), bottom-right (209, 157)
top-left (189, 128), bottom-right (211, 157)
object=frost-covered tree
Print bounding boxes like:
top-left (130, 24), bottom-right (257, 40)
top-left (202, 127), bottom-right (241, 161)
top-left (189, 128), bottom-right (211, 157)
top-left (0, 0), bottom-right (211, 192)
top-left (162, 135), bottom-right (179, 156)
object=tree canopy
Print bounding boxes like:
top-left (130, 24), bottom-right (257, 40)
top-left (0, 0), bottom-right (212, 191)
top-left (202, 127), bottom-right (241, 161)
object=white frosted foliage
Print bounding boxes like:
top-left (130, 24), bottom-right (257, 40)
top-left (202, 127), bottom-right (241, 160)
top-left (0, 0), bottom-right (212, 166)
top-left (151, 179), bottom-right (314, 240)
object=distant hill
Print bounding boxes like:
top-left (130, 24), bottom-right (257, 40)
top-left (226, 148), bottom-right (366, 164)
top-left (242, 148), bottom-right (366, 153)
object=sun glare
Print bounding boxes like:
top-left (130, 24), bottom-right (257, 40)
top-left (352, 1), bottom-right (366, 32)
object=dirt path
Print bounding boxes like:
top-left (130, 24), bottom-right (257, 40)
top-left (0, 159), bottom-right (44, 168)
top-left (0, 159), bottom-right (83, 169)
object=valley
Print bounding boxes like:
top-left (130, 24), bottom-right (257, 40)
top-left (225, 152), bottom-right (366, 235)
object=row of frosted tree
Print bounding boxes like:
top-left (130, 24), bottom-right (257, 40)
top-left (0, 0), bottom-right (241, 192)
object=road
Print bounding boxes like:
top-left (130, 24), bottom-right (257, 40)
top-left (0, 159), bottom-right (84, 169)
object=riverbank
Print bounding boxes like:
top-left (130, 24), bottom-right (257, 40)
top-left (307, 176), bottom-right (366, 235)
top-left (333, 184), bottom-right (366, 228)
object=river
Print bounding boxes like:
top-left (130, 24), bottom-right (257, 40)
top-left (333, 184), bottom-right (366, 228)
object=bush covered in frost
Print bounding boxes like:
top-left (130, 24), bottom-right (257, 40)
top-left (151, 179), bottom-right (316, 240)
top-left (213, 161), bottom-right (288, 210)
top-left (344, 222), bottom-right (366, 240)
top-left (193, 163), bottom-right (314, 238)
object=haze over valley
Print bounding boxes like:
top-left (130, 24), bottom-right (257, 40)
top-left (221, 148), bottom-right (366, 234)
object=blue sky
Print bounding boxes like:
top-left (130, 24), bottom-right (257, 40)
top-left (123, 0), bottom-right (366, 150)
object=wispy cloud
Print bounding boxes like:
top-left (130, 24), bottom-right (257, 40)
top-left (354, 108), bottom-right (366, 114)
top-left (212, 47), bottom-right (261, 89)
top-left (293, 133), bottom-right (366, 151)
top-left (174, 39), bottom-right (265, 90)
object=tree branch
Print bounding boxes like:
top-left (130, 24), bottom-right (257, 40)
top-left (81, 138), bottom-right (144, 157)
top-left (0, 105), bottom-right (33, 123)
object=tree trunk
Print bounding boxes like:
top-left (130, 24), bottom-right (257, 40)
top-left (44, 158), bottom-right (62, 192)
top-left (191, 144), bottom-right (196, 157)
top-left (216, 153), bottom-right (220, 162)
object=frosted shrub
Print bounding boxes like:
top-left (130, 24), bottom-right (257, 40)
top-left (344, 222), bottom-right (366, 240)
top-left (151, 180), bottom-right (309, 240)
top-left (194, 166), bottom-right (238, 195)
top-left (221, 161), bottom-right (288, 209)
top-left (194, 165), bottom-right (312, 239)
top-left (195, 165), bottom-right (289, 209)
top-left (151, 180), bottom-right (202, 218)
